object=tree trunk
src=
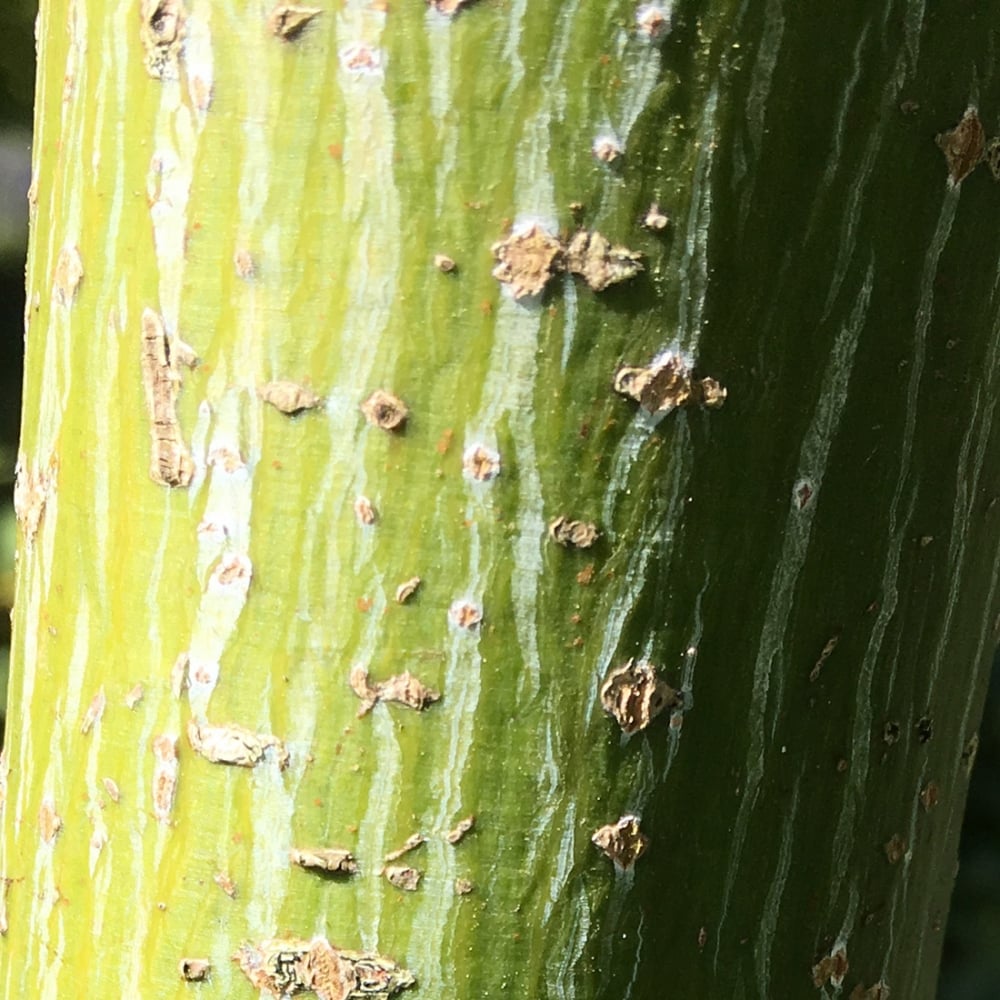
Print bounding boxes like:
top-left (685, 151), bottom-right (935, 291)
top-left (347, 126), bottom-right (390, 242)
top-left (2, 1), bottom-right (999, 997)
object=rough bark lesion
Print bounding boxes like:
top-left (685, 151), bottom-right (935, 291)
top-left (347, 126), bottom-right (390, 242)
top-left (140, 308), bottom-right (195, 488)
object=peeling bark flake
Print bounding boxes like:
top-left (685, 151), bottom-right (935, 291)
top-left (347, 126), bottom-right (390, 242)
top-left (384, 865), bottom-right (422, 891)
top-left (600, 659), bottom-right (681, 734)
top-left (361, 389), bottom-right (408, 431)
top-left (349, 666), bottom-right (440, 717)
top-left (454, 877), bottom-right (475, 895)
top-left (592, 814), bottom-right (648, 869)
top-left (141, 308), bottom-right (194, 487)
top-left (80, 688), bottom-right (106, 734)
top-left (614, 351), bottom-right (727, 413)
top-left (152, 735), bottom-right (179, 823)
top-left (394, 577), bottom-right (421, 604)
top-left (13, 453), bottom-right (57, 546)
top-left (259, 380), bottom-right (323, 415)
top-left (38, 796), bottom-right (62, 844)
top-left (548, 516), bottom-right (599, 549)
top-left (564, 230), bottom-right (642, 291)
top-left (491, 222), bottom-right (563, 299)
top-left (936, 107), bottom-right (985, 186)
top-left (446, 815), bottom-right (475, 845)
top-left (384, 833), bottom-right (425, 862)
top-left (187, 719), bottom-right (289, 770)
top-left (233, 936), bottom-right (415, 1000)
top-left (53, 244), bottom-right (83, 305)
top-left (124, 683), bottom-right (145, 709)
top-left (290, 847), bottom-right (358, 875)
top-left (140, 0), bottom-right (186, 80)
top-left (433, 253), bottom-right (457, 272)
top-left (267, 4), bottom-right (321, 41)
top-left (179, 958), bottom-right (212, 981)
top-left (812, 943), bottom-right (849, 989)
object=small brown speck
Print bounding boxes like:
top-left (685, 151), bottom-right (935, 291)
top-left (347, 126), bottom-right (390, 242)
top-left (267, 4), bottom-right (321, 41)
top-left (214, 872), bottom-right (237, 898)
top-left (339, 42), bottom-right (382, 74)
top-left (259, 380), bottom-right (323, 415)
top-left (592, 136), bottom-right (622, 163)
top-left (179, 958), bottom-right (211, 982)
top-left (80, 688), bottom-right (106, 735)
top-left (446, 815), bottom-right (475, 845)
top-left (361, 389), bottom-right (408, 431)
top-left (600, 659), bottom-right (681, 734)
top-left (384, 865), bottom-right (422, 891)
top-left (936, 106), bottom-right (985, 186)
top-left (592, 814), bottom-right (648, 869)
top-left (812, 944), bottom-right (849, 988)
top-left (576, 563), bottom-right (595, 586)
top-left (548, 516), bottom-right (599, 549)
top-left (38, 796), bottom-right (62, 844)
top-left (233, 248), bottom-right (255, 279)
top-left (883, 720), bottom-right (900, 745)
top-left (102, 777), bottom-right (121, 803)
top-left (883, 833), bottom-right (906, 864)
top-left (962, 732), bottom-right (979, 776)
top-left (462, 443), bottom-right (500, 481)
top-left (290, 847), bottom-right (358, 875)
top-left (454, 877), bottom-right (475, 895)
top-left (124, 683), bottom-right (145, 709)
top-left (808, 634), bottom-right (839, 683)
top-left (395, 577), bottom-right (422, 604)
top-left (491, 222), bottom-right (563, 300)
top-left (152, 734), bottom-right (179, 823)
top-left (434, 253), bottom-right (457, 272)
top-left (643, 203), bottom-right (669, 231)
top-left (920, 782), bottom-right (939, 811)
top-left (53, 244), bottom-right (83, 306)
top-left (636, 4), bottom-right (671, 39)
top-left (697, 926), bottom-right (708, 950)
top-left (354, 496), bottom-right (377, 526)
top-left (449, 600), bottom-right (483, 630)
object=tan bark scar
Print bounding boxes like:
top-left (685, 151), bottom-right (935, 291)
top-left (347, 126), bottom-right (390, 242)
top-left (141, 308), bottom-right (195, 488)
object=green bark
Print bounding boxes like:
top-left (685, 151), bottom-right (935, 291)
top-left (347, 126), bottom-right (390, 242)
top-left (3, 0), bottom-right (999, 998)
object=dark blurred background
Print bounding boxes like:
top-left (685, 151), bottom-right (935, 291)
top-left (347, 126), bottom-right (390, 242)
top-left (0, 4), bottom-right (995, 996)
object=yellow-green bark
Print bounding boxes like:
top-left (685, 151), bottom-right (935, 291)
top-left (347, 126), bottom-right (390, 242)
top-left (4, 1), bottom-right (1000, 998)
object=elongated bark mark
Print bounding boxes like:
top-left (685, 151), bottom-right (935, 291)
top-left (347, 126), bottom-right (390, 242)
top-left (141, 308), bottom-right (194, 488)
top-left (151, 734), bottom-right (179, 824)
top-left (233, 937), bottom-right (415, 999)
top-left (187, 719), bottom-right (289, 770)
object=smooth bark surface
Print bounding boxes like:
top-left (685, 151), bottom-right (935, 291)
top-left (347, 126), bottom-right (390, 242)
top-left (3, 1), bottom-right (1000, 998)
